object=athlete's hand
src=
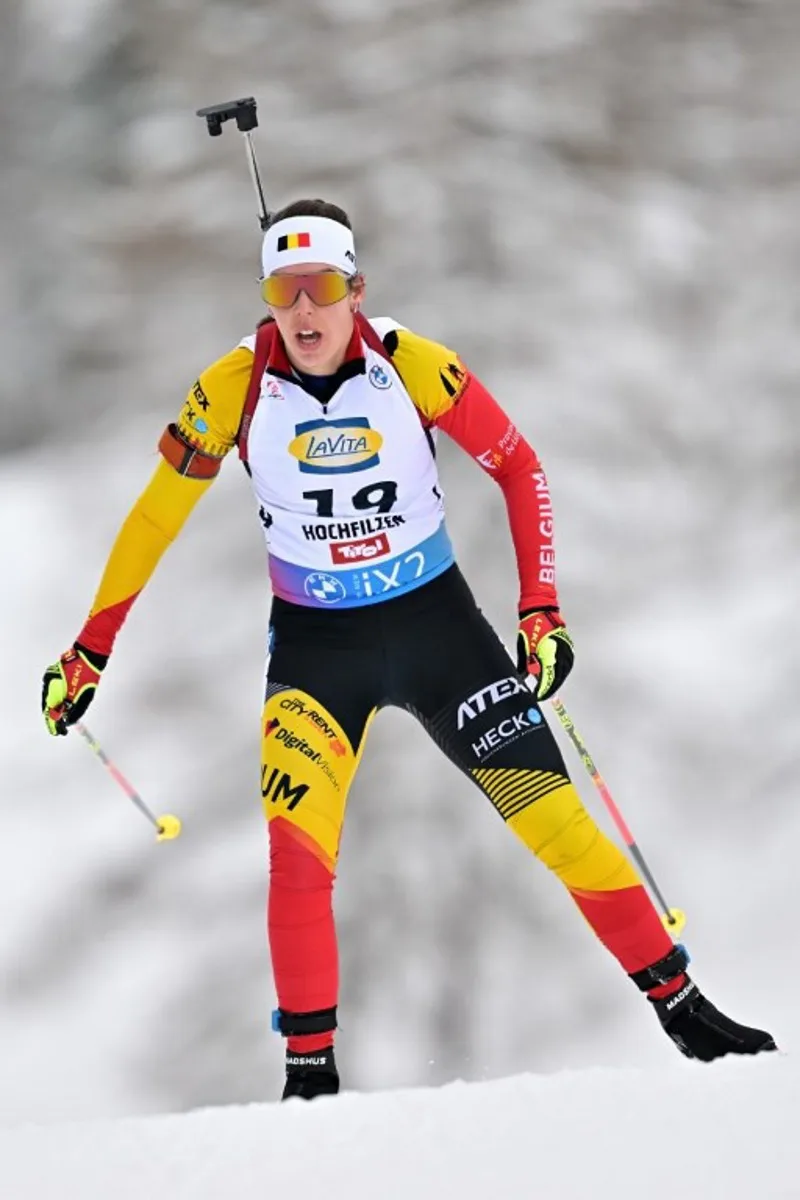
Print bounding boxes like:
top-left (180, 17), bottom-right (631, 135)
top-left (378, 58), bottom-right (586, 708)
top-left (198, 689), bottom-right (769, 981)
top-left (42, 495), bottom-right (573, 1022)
top-left (42, 644), bottom-right (108, 736)
top-left (517, 608), bottom-right (574, 701)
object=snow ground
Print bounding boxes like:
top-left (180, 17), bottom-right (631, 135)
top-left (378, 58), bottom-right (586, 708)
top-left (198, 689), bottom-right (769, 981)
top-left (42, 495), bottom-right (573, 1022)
top-left (0, 1055), bottom-right (795, 1200)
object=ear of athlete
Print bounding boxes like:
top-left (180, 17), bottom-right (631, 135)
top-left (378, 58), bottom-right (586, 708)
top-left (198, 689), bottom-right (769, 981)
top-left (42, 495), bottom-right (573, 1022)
top-left (517, 608), bottom-right (575, 701)
top-left (42, 644), bottom-right (108, 736)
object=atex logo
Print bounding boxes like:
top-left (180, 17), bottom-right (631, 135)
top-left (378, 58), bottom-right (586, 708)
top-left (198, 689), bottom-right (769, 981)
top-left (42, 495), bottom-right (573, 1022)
top-left (330, 533), bottom-right (390, 564)
top-left (289, 417), bottom-right (383, 474)
top-left (472, 708), bottom-right (543, 760)
top-left (456, 676), bottom-right (529, 730)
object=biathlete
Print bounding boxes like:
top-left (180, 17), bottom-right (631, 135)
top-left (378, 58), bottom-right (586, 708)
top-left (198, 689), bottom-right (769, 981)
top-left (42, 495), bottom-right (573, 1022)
top-left (42, 198), bottom-right (776, 1099)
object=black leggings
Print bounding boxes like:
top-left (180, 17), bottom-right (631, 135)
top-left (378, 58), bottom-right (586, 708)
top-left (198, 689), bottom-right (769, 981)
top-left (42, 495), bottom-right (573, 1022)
top-left (267, 564), bottom-right (569, 784)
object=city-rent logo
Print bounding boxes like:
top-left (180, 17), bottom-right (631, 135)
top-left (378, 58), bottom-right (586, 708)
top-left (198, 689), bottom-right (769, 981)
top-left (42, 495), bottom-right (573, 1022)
top-left (279, 695), bottom-right (349, 757)
top-left (289, 417), bottom-right (383, 475)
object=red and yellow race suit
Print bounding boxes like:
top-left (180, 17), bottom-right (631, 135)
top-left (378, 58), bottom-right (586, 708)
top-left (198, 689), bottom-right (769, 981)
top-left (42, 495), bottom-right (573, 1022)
top-left (75, 316), bottom-right (685, 1054)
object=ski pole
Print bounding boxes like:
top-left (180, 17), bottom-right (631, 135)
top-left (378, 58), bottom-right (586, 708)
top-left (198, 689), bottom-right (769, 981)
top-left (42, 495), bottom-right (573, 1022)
top-left (74, 721), bottom-right (181, 843)
top-left (196, 97), bottom-right (270, 230)
top-left (548, 696), bottom-right (686, 938)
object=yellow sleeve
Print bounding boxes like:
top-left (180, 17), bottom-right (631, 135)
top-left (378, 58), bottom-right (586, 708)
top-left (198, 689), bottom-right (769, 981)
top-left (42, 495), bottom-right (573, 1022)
top-left (384, 327), bottom-right (469, 422)
top-left (160, 345), bottom-right (254, 474)
top-left (76, 345), bottom-right (253, 656)
top-left (76, 461), bottom-right (213, 655)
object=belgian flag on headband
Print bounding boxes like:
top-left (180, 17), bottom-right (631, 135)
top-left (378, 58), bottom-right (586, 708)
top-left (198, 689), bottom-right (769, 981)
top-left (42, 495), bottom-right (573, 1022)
top-left (277, 232), bottom-right (311, 252)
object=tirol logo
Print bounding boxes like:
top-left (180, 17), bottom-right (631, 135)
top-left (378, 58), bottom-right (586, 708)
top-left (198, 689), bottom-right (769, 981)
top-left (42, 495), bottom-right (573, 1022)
top-left (330, 534), bottom-right (390, 565)
top-left (456, 676), bottom-right (529, 730)
top-left (472, 707), bottom-right (544, 761)
top-left (289, 416), bottom-right (383, 475)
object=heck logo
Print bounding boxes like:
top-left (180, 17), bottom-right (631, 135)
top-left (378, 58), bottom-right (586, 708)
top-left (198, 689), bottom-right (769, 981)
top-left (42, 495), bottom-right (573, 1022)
top-left (330, 534), bottom-right (390, 564)
top-left (472, 708), bottom-right (543, 760)
top-left (456, 676), bottom-right (529, 730)
top-left (289, 417), bottom-right (383, 475)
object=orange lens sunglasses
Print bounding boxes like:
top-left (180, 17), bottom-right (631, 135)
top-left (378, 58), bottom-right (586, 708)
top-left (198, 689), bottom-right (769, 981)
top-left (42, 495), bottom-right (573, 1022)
top-left (261, 271), bottom-right (351, 309)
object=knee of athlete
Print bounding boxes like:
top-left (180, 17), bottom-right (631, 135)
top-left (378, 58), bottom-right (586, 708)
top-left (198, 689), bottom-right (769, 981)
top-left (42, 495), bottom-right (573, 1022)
top-left (520, 792), bottom-right (605, 873)
top-left (533, 806), bottom-right (634, 890)
top-left (269, 824), bottom-right (335, 893)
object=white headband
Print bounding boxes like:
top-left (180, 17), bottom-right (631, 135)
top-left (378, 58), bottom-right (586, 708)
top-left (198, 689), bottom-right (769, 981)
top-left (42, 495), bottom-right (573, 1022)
top-left (261, 215), bottom-right (357, 278)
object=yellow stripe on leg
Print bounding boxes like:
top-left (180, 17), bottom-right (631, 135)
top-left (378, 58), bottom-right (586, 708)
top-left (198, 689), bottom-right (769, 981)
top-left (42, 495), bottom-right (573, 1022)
top-left (472, 767), bottom-right (641, 893)
top-left (509, 783), bottom-right (640, 891)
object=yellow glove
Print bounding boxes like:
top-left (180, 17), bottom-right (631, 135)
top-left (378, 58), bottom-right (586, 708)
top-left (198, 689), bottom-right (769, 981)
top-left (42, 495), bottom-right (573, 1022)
top-left (517, 608), bottom-right (574, 701)
top-left (41, 644), bottom-right (107, 736)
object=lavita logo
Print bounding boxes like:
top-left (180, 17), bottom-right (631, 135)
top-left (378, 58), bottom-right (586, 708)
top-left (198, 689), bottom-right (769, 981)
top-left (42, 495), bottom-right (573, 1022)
top-left (289, 416), bottom-right (383, 475)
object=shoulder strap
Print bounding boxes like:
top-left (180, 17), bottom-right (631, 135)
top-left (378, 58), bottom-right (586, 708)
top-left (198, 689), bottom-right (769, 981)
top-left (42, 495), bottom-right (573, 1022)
top-left (238, 321), bottom-right (277, 465)
top-left (356, 312), bottom-right (393, 366)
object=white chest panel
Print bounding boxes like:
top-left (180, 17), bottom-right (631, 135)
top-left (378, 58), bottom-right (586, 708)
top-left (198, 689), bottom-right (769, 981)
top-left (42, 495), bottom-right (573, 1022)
top-left (242, 341), bottom-right (453, 608)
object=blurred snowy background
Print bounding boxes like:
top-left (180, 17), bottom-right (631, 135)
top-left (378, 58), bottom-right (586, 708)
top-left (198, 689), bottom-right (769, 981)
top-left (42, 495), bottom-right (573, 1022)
top-left (1, 0), bottom-right (798, 1122)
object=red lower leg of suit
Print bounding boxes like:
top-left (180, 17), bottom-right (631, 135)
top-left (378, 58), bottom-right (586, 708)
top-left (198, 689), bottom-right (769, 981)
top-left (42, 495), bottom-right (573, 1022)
top-left (268, 819), bottom-right (338, 1054)
top-left (570, 886), bottom-right (685, 1001)
top-left (268, 816), bottom-right (684, 1057)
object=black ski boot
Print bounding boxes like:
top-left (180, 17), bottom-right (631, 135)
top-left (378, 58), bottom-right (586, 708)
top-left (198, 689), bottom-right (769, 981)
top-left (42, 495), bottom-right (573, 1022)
top-left (282, 1046), bottom-right (340, 1101)
top-left (630, 945), bottom-right (776, 1062)
top-left (650, 979), bottom-right (777, 1062)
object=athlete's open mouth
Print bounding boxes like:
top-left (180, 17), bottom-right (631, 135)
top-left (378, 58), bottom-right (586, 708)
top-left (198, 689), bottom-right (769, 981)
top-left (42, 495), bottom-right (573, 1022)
top-left (296, 330), bottom-right (322, 349)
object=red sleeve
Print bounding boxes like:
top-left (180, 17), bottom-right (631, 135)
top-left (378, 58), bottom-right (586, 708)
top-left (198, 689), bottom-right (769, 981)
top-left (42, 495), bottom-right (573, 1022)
top-left (434, 375), bottom-right (559, 612)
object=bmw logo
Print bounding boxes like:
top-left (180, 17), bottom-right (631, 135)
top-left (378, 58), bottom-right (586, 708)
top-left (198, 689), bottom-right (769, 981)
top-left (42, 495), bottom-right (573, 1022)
top-left (369, 364), bottom-right (391, 390)
top-left (304, 572), bottom-right (348, 604)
